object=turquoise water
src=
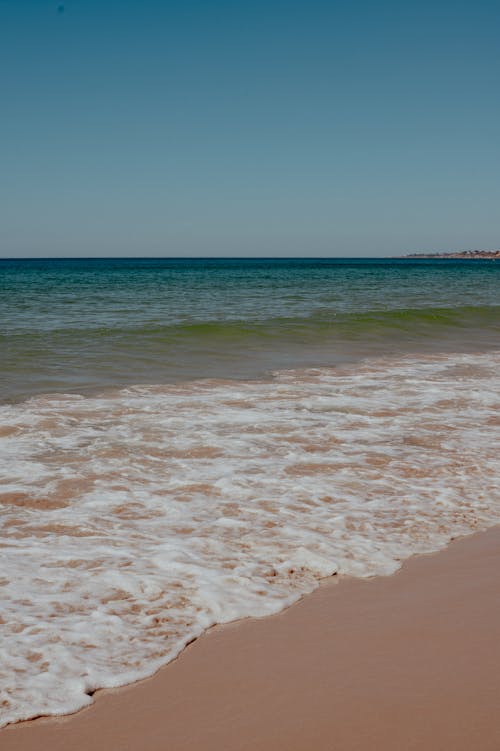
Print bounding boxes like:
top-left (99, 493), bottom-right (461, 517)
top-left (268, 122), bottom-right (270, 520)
top-left (1, 258), bottom-right (499, 401)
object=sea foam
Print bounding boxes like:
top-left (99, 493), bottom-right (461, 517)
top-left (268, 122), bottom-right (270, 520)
top-left (1, 351), bottom-right (499, 727)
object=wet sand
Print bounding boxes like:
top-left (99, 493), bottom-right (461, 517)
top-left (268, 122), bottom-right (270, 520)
top-left (3, 526), bottom-right (500, 751)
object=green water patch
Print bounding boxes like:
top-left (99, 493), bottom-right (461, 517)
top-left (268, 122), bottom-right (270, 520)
top-left (2, 303), bottom-right (498, 344)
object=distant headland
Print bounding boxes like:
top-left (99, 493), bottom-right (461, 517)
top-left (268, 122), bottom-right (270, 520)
top-left (404, 250), bottom-right (500, 259)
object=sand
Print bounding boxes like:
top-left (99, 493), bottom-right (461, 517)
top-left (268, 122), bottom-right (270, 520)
top-left (3, 526), bottom-right (500, 750)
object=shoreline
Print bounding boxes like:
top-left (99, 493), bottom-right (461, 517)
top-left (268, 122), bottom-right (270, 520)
top-left (3, 526), bottom-right (500, 750)
top-left (404, 251), bottom-right (500, 259)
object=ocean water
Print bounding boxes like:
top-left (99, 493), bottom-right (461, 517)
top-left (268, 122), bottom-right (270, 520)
top-left (1, 258), bottom-right (499, 727)
top-left (1, 258), bottom-right (499, 401)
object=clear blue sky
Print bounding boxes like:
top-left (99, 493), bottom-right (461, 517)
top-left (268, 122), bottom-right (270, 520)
top-left (1, 0), bottom-right (499, 257)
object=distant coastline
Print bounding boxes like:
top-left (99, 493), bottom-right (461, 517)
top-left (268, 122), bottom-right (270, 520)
top-left (404, 250), bottom-right (500, 259)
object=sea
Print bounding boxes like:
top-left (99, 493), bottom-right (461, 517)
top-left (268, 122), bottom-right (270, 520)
top-left (1, 257), bottom-right (499, 726)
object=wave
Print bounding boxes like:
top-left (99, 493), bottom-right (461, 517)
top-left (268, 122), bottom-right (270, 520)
top-left (2, 304), bottom-right (499, 342)
top-left (1, 350), bottom-right (500, 726)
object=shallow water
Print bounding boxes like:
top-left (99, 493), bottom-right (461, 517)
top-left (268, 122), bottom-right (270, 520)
top-left (1, 258), bottom-right (499, 400)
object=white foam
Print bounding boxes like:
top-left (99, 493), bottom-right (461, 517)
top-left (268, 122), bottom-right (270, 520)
top-left (1, 351), bottom-right (500, 727)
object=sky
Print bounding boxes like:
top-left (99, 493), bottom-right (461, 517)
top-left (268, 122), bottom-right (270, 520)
top-left (1, 0), bottom-right (499, 257)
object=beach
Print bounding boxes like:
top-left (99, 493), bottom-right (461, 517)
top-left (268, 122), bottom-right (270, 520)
top-left (3, 526), bottom-right (500, 750)
top-left (1, 258), bottom-right (499, 742)
top-left (3, 0), bottom-right (500, 742)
